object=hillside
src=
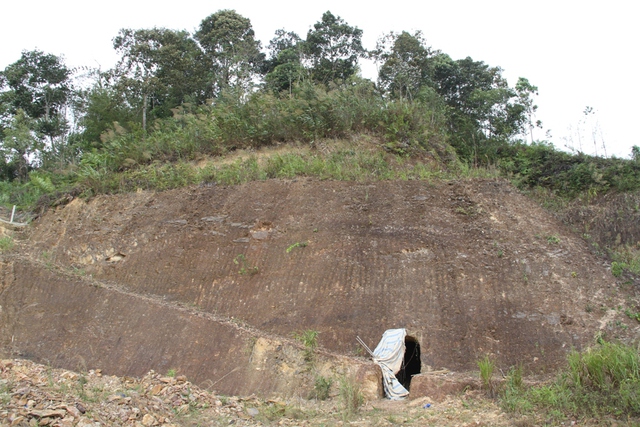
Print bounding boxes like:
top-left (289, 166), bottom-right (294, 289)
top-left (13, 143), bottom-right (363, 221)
top-left (2, 177), bottom-right (639, 401)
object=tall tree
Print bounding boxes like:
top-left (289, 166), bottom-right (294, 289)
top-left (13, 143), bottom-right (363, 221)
top-left (0, 50), bottom-right (71, 145)
top-left (304, 11), bottom-right (365, 85)
top-left (112, 27), bottom-right (206, 131)
top-left (430, 54), bottom-right (532, 161)
top-left (195, 10), bottom-right (264, 96)
top-left (1, 109), bottom-right (42, 180)
top-left (375, 31), bottom-right (433, 100)
top-left (514, 77), bottom-right (541, 143)
top-left (263, 29), bottom-right (305, 94)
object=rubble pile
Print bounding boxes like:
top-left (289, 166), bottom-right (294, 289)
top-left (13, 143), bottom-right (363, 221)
top-left (0, 359), bottom-right (286, 426)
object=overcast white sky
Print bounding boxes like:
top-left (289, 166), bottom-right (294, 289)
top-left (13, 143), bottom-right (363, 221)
top-left (2, 0), bottom-right (638, 158)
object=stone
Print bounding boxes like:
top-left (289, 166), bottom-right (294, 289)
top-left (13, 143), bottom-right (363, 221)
top-left (141, 413), bottom-right (155, 426)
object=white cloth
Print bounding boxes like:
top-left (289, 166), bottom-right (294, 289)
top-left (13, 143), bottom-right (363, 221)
top-left (372, 329), bottom-right (409, 400)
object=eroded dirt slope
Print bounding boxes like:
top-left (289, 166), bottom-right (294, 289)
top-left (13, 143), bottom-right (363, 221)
top-left (2, 178), bottom-right (639, 396)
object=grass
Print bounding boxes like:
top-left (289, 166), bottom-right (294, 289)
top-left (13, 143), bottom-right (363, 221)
top-left (0, 236), bottom-right (14, 252)
top-left (477, 355), bottom-right (496, 397)
top-left (500, 341), bottom-right (640, 422)
top-left (0, 379), bottom-right (12, 405)
top-left (610, 245), bottom-right (640, 277)
top-left (338, 374), bottom-right (364, 420)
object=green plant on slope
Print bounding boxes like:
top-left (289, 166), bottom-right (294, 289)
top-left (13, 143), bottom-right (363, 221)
top-left (286, 241), bottom-right (308, 253)
top-left (233, 254), bottom-right (259, 275)
top-left (0, 236), bottom-right (14, 252)
top-left (501, 341), bottom-right (640, 420)
top-left (312, 375), bottom-right (332, 400)
top-left (294, 329), bottom-right (319, 362)
top-left (338, 374), bottom-right (363, 420)
top-left (477, 355), bottom-right (496, 397)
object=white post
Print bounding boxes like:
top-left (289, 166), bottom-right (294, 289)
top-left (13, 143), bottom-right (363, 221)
top-left (10, 205), bottom-right (16, 223)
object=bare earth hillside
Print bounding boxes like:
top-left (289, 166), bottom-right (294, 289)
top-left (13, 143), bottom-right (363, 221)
top-left (1, 178), bottom-right (639, 402)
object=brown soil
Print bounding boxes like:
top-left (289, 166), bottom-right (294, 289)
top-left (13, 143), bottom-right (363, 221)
top-left (1, 178), bottom-right (639, 403)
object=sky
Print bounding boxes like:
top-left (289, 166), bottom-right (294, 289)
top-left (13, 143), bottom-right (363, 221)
top-left (2, 0), bottom-right (638, 158)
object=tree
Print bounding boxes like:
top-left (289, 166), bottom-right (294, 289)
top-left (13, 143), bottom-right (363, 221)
top-left (0, 50), bottom-right (71, 145)
top-left (304, 11), bottom-right (365, 85)
top-left (430, 55), bottom-right (532, 162)
top-left (514, 77), bottom-right (541, 143)
top-left (195, 10), bottom-right (264, 96)
top-left (263, 29), bottom-right (306, 94)
top-left (112, 27), bottom-right (206, 131)
top-left (375, 31), bottom-right (433, 100)
top-left (1, 109), bottom-right (42, 180)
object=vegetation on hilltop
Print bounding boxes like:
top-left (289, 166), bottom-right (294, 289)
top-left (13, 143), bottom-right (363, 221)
top-left (2, 9), bottom-right (639, 207)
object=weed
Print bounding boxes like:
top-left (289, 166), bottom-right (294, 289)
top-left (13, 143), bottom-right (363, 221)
top-left (294, 329), bottom-right (318, 362)
top-left (611, 261), bottom-right (624, 277)
top-left (477, 355), bottom-right (496, 397)
top-left (312, 375), bottom-right (332, 400)
top-left (546, 235), bottom-right (561, 244)
top-left (286, 241), bottom-right (308, 253)
top-left (71, 266), bottom-right (86, 276)
top-left (497, 249), bottom-right (504, 258)
top-left (0, 236), bottom-right (14, 252)
top-left (76, 374), bottom-right (88, 401)
top-left (338, 375), bottom-right (363, 420)
top-left (233, 254), bottom-right (259, 275)
top-left (624, 308), bottom-right (640, 322)
top-left (0, 379), bottom-right (12, 405)
top-left (166, 368), bottom-right (177, 377)
top-left (455, 206), bottom-right (470, 215)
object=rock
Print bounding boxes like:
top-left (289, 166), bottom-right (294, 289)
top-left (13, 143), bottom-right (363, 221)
top-left (246, 407), bottom-right (259, 417)
top-left (141, 413), bottom-right (155, 426)
top-left (28, 409), bottom-right (66, 418)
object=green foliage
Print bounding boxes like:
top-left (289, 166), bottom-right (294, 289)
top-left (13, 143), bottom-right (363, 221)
top-left (610, 246), bottom-right (640, 277)
top-left (477, 355), bottom-right (496, 396)
top-left (375, 31), bottom-right (433, 101)
top-left (0, 236), bottom-right (14, 252)
top-left (546, 235), bottom-right (561, 244)
top-left (312, 375), bottom-right (332, 400)
top-left (501, 342), bottom-right (640, 420)
top-left (233, 254), bottom-right (259, 276)
top-left (294, 329), bottom-right (319, 362)
top-left (611, 261), bottom-right (624, 277)
top-left (0, 50), bottom-right (71, 140)
top-left (304, 11), bottom-right (365, 85)
top-left (337, 375), bottom-right (363, 419)
top-left (286, 241), bottom-right (308, 253)
top-left (499, 141), bottom-right (640, 197)
top-left (195, 10), bottom-right (264, 94)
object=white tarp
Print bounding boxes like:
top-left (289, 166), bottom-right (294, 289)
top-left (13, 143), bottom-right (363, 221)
top-left (372, 328), bottom-right (409, 400)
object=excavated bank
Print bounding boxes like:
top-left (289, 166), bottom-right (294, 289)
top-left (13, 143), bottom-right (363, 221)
top-left (2, 178), bottom-right (638, 397)
top-left (0, 257), bottom-right (379, 398)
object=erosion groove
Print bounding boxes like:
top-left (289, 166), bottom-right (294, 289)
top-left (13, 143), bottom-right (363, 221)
top-left (2, 178), bottom-right (639, 398)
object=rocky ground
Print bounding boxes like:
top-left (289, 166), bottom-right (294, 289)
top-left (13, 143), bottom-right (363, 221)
top-left (0, 358), bottom-right (523, 427)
